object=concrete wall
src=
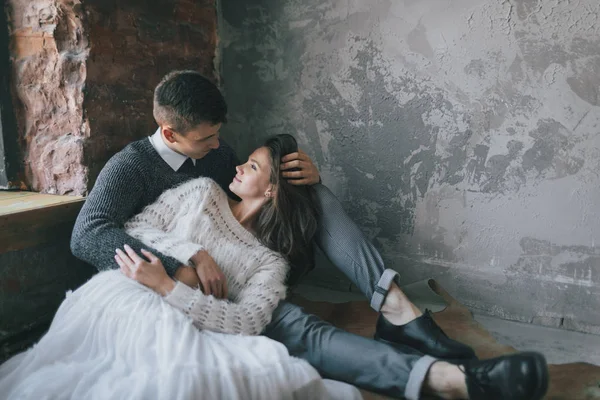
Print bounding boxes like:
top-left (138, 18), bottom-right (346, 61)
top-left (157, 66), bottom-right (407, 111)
top-left (220, 0), bottom-right (600, 333)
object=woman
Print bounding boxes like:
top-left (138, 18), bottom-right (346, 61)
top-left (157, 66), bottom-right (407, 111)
top-left (116, 133), bottom-right (321, 336)
top-left (0, 134), bottom-right (362, 400)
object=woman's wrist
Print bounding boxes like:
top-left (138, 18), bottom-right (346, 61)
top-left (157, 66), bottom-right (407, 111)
top-left (158, 277), bottom-right (176, 296)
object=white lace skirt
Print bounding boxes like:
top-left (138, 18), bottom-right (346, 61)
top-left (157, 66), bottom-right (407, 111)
top-left (0, 271), bottom-right (361, 400)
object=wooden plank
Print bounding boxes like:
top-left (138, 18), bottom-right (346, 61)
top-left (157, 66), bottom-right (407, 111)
top-left (0, 238), bottom-right (95, 363)
top-left (0, 191), bottom-right (83, 216)
top-left (0, 191), bottom-right (34, 201)
top-left (0, 199), bottom-right (85, 254)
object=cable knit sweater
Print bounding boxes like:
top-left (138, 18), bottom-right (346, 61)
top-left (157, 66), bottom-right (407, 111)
top-left (124, 177), bottom-right (289, 336)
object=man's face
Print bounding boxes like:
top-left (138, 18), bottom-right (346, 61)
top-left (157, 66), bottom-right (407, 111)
top-left (165, 122), bottom-right (222, 159)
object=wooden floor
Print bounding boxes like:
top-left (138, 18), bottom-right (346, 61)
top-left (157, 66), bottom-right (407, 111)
top-left (291, 280), bottom-right (600, 400)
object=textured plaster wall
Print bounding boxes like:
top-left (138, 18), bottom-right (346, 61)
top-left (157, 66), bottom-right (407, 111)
top-left (221, 0), bottom-right (600, 333)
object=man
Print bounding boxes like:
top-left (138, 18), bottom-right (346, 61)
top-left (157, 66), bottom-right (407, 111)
top-left (71, 70), bottom-right (548, 400)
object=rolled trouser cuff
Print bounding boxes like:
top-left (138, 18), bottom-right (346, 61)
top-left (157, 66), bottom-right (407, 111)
top-left (404, 355), bottom-right (437, 400)
top-left (369, 268), bottom-right (400, 311)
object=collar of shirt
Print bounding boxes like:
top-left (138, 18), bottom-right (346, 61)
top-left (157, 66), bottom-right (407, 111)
top-left (148, 127), bottom-right (196, 171)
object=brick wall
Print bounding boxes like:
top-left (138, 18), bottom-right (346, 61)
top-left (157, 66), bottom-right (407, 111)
top-left (0, 0), bottom-right (219, 361)
top-left (83, 0), bottom-right (219, 190)
top-left (5, 0), bottom-right (219, 194)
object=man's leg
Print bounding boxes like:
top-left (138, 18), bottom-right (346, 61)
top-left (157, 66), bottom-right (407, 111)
top-left (312, 184), bottom-right (419, 316)
top-left (264, 301), bottom-right (436, 400)
top-left (312, 184), bottom-right (475, 360)
top-left (265, 302), bottom-right (549, 400)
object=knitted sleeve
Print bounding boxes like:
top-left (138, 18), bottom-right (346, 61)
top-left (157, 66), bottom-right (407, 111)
top-left (164, 255), bottom-right (289, 335)
top-left (70, 154), bottom-right (183, 275)
top-left (125, 178), bottom-right (214, 265)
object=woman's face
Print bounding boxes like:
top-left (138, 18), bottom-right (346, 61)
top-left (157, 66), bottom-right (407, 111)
top-left (229, 147), bottom-right (274, 200)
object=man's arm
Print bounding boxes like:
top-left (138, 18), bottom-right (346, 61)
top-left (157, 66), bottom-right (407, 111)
top-left (114, 246), bottom-right (288, 335)
top-left (122, 177), bottom-right (227, 297)
top-left (70, 155), bottom-right (184, 276)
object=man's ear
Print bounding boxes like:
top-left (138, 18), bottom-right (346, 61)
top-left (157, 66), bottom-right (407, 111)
top-left (162, 127), bottom-right (177, 143)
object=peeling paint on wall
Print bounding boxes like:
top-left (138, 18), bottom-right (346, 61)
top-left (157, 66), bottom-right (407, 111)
top-left (221, 0), bottom-right (600, 333)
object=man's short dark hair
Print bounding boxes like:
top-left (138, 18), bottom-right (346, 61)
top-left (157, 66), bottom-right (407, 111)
top-left (153, 70), bottom-right (227, 134)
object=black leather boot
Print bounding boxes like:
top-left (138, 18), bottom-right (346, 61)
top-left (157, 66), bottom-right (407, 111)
top-left (374, 310), bottom-right (477, 360)
top-left (463, 351), bottom-right (549, 400)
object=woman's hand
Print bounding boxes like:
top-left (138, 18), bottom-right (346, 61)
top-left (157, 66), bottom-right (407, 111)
top-left (189, 250), bottom-right (228, 299)
top-left (115, 244), bottom-right (175, 296)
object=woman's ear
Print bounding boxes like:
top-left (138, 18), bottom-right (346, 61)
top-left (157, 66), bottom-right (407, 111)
top-left (264, 185), bottom-right (277, 198)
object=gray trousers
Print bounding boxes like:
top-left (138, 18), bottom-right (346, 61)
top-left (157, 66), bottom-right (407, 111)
top-left (263, 184), bottom-right (437, 400)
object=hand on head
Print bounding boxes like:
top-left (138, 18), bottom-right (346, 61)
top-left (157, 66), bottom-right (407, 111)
top-left (280, 149), bottom-right (321, 186)
top-left (230, 135), bottom-right (320, 279)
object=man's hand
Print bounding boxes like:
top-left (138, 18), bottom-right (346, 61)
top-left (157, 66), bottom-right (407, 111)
top-left (174, 265), bottom-right (202, 288)
top-left (281, 149), bottom-right (321, 186)
top-left (116, 245), bottom-right (175, 296)
top-left (189, 250), bottom-right (228, 299)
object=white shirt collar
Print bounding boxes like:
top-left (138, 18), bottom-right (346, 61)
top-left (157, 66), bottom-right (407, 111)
top-left (148, 127), bottom-right (195, 171)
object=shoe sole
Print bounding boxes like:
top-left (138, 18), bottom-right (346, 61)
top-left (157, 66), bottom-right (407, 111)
top-left (522, 352), bottom-right (549, 400)
top-left (373, 333), bottom-right (478, 361)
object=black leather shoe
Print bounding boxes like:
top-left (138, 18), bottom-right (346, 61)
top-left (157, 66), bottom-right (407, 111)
top-left (374, 310), bottom-right (477, 360)
top-left (463, 351), bottom-right (549, 400)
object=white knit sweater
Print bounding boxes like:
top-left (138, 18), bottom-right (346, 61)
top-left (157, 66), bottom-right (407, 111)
top-left (124, 177), bottom-right (289, 336)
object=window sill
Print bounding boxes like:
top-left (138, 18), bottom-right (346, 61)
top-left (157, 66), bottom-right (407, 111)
top-left (0, 191), bottom-right (85, 254)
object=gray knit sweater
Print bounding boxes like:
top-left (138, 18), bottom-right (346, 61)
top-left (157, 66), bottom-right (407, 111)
top-left (71, 137), bottom-right (239, 276)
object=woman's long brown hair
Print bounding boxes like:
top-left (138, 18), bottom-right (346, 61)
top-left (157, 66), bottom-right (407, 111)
top-left (253, 134), bottom-right (320, 284)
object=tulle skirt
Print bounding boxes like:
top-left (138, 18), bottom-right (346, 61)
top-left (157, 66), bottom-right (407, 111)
top-left (0, 271), bottom-right (361, 400)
